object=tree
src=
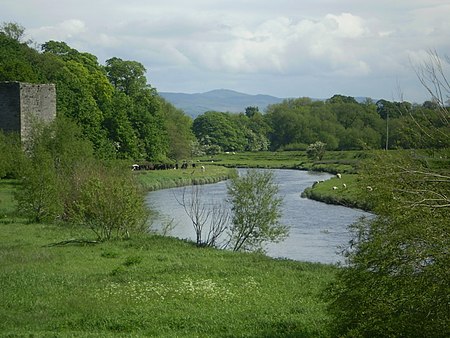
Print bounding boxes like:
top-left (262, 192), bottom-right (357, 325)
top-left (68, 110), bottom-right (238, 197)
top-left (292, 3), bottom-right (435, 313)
top-left (245, 106), bottom-right (259, 118)
top-left (193, 111), bottom-right (247, 152)
top-left (105, 57), bottom-right (148, 96)
top-left (16, 117), bottom-right (94, 223)
top-left (227, 170), bottom-right (288, 252)
top-left (0, 22), bottom-right (27, 42)
top-left (159, 97), bottom-right (195, 160)
top-left (175, 185), bottom-right (230, 247)
top-left (306, 141), bottom-right (327, 160)
top-left (16, 148), bottom-right (62, 223)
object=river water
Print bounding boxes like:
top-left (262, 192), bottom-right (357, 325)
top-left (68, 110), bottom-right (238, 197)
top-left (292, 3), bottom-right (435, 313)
top-left (145, 169), bottom-right (370, 264)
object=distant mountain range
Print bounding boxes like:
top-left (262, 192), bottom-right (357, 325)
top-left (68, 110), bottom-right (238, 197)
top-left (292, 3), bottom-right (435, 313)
top-left (159, 89), bottom-right (374, 118)
top-left (158, 89), bottom-right (285, 118)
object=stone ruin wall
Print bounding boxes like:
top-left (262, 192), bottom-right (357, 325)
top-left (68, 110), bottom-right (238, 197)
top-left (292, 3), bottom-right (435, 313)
top-left (0, 82), bottom-right (56, 143)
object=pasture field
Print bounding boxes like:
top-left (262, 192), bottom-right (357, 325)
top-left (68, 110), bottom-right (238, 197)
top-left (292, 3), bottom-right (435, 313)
top-left (0, 180), bottom-right (336, 337)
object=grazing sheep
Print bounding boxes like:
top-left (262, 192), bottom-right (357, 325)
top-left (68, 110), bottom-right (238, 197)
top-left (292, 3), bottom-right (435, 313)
top-left (366, 186), bottom-right (373, 191)
top-left (201, 165), bottom-right (206, 172)
top-left (332, 186), bottom-right (338, 190)
top-left (342, 183), bottom-right (347, 188)
top-left (336, 173), bottom-right (342, 179)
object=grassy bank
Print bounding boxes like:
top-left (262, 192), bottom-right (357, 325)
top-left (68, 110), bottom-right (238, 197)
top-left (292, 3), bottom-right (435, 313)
top-left (301, 174), bottom-right (372, 211)
top-left (137, 164), bottom-right (235, 191)
top-left (196, 150), bottom-right (370, 174)
top-left (0, 179), bottom-right (336, 337)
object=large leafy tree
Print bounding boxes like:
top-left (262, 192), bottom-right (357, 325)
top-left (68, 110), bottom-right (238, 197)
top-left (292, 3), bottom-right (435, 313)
top-left (104, 56), bottom-right (169, 161)
top-left (159, 97), bottom-right (195, 160)
top-left (227, 170), bottom-right (288, 252)
top-left (193, 111), bottom-right (247, 152)
top-left (105, 57), bottom-right (147, 96)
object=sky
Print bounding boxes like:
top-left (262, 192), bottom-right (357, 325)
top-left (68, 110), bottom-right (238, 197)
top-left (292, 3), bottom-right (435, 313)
top-left (2, 0), bottom-right (450, 103)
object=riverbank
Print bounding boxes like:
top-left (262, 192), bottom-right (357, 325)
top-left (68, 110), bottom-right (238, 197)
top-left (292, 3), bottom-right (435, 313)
top-left (0, 179), bottom-right (336, 337)
top-left (136, 164), bottom-right (235, 191)
top-left (301, 174), bottom-right (372, 211)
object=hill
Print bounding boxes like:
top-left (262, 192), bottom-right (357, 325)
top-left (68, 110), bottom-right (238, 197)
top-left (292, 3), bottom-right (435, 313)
top-left (159, 89), bottom-right (285, 117)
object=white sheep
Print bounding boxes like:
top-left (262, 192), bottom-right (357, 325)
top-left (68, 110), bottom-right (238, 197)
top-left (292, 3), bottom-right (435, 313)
top-left (336, 173), bottom-right (342, 179)
top-left (332, 186), bottom-right (338, 190)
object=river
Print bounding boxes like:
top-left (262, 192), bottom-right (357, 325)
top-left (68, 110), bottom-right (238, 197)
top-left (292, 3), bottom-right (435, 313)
top-left (145, 169), bottom-right (371, 264)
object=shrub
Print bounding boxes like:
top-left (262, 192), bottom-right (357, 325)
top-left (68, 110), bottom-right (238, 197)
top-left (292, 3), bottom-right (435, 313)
top-left (69, 162), bottom-right (149, 240)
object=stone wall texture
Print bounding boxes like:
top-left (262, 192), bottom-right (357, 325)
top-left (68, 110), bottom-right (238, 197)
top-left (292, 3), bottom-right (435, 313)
top-left (0, 82), bottom-right (56, 142)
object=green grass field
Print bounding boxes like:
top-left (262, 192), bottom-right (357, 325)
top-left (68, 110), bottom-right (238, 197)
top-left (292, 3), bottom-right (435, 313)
top-left (0, 175), bottom-right (336, 337)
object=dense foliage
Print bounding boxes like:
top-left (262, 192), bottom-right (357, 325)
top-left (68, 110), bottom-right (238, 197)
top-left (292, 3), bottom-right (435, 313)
top-left (0, 25), bottom-right (194, 162)
top-left (11, 117), bottom-right (149, 240)
top-left (326, 151), bottom-right (450, 337)
top-left (265, 95), bottom-right (450, 151)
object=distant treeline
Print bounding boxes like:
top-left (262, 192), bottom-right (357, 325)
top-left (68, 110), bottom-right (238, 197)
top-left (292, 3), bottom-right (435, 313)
top-left (192, 95), bottom-right (449, 154)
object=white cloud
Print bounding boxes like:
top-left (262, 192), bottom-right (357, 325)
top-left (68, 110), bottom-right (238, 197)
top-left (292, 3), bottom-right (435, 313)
top-left (172, 12), bottom-right (372, 77)
top-left (28, 19), bottom-right (86, 41)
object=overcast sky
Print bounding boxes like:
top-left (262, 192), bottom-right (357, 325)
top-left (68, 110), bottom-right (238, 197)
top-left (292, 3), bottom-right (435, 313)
top-left (2, 0), bottom-right (450, 102)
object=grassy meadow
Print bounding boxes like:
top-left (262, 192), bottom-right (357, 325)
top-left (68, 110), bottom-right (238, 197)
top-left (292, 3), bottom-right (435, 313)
top-left (0, 170), bottom-right (337, 337)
